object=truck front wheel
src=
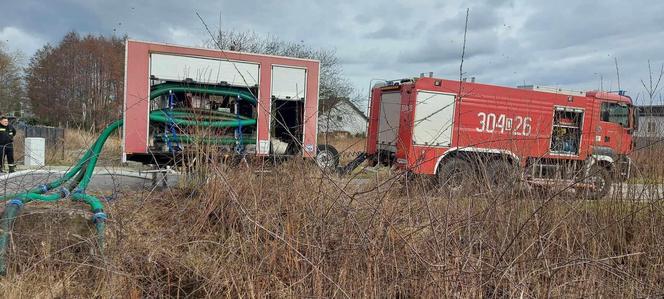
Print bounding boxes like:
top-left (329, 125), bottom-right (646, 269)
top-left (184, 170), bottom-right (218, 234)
top-left (578, 165), bottom-right (612, 199)
top-left (437, 158), bottom-right (473, 198)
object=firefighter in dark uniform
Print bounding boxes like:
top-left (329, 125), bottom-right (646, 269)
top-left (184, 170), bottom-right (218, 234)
top-left (0, 116), bottom-right (16, 173)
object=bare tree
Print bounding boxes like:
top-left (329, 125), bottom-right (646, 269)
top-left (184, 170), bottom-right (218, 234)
top-left (640, 60), bottom-right (664, 105)
top-left (0, 43), bottom-right (26, 116)
top-left (25, 32), bottom-right (124, 129)
top-left (206, 30), bottom-right (355, 113)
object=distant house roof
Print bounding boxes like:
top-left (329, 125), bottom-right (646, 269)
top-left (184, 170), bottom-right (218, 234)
top-left (321, 97), bottom-right (368, 121)
top-left (638, 105), bottom-right (664, 117)
top-left (340, 98), bottom-right (368, 121)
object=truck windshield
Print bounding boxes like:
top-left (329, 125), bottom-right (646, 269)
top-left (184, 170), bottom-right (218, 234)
top-left (600, 102), bottom-right (629, 128)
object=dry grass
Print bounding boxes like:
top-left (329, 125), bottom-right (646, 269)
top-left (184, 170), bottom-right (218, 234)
top-left (318, 134), bottom-right (366, 164)
top-left (631, 143), bottom-right (664, 184)
top-left (1, 158), bottom-right (663, 298)
top-left (11, 128), bottom-right (122, 167)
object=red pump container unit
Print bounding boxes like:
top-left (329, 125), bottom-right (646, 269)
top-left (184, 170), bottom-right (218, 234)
top-left (122, 40), bottom-right (332, 166)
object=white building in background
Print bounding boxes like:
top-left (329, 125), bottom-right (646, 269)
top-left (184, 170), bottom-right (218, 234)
top-left (318, 98), bottom-right (368, 136)
top-left (635, 105), bottom-right (664, 147)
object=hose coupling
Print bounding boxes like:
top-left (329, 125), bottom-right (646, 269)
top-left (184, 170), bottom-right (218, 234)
top-left (59, 187), bottom-right (71, 198)
top-left (38, 184), bottom-right (49, 193)
top-left (92, 212), bottom-right (107, 224)
top-left (6, 198), bottom-right (23, 208)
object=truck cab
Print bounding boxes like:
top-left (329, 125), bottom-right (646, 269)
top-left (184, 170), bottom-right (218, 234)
top-left (586, 91), bottom-right (637, 181)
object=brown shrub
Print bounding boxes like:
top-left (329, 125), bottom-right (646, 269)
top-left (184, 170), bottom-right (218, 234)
top-left (1, 160), bottom-right (663, 297)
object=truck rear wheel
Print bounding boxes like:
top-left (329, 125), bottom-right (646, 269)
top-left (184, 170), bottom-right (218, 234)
top-left (485, 160), bottom-right (520, 196)
top-left (315, 144), bottom-right (339, 170)
top-left (578, 165), bottom-right (612, 199)
top-left (437, 158), bottom-right (473, 198)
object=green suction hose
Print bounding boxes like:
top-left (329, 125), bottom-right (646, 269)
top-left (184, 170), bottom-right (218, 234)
top-left (0, 199), bottom-right (23, 275)
top-left (155, 134), bottom-right (256, 145)
top-left (0, 138), bottom-right (99, 201)
top-left (170, 108), bottom-right (252, 119)
top-left (77, 120), bottom-right (123, 190)
top-left (149, 112), bottom-right (256, 128)
top-left (0, 84), bottom-right (261, 274)
top-left (149, 83), bottom-right (257, 104)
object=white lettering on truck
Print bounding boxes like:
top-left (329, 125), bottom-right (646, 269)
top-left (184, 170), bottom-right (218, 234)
top-left (477, 112), bottom-right (532, 136)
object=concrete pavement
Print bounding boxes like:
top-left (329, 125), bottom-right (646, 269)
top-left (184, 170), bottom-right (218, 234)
top-left (0, 166), bottom-right (661, 201)
top-left (0, 166), bottom-right (180, 195)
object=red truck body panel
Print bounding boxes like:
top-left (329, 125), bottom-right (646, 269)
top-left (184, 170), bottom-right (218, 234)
top-left (367, 77), bottom-right (634, 175)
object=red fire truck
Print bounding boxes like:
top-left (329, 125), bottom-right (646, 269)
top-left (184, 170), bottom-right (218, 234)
top-left (353, 76), bottom-right (637, 198)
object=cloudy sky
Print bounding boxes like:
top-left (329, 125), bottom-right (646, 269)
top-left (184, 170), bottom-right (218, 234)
top-left (1, 0), bottom-right (663, 104)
